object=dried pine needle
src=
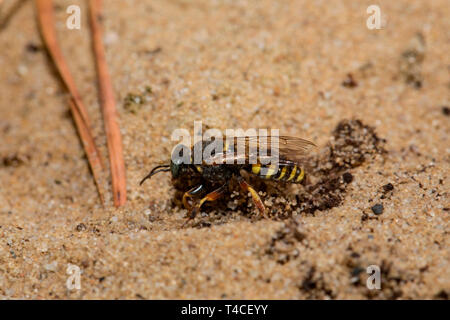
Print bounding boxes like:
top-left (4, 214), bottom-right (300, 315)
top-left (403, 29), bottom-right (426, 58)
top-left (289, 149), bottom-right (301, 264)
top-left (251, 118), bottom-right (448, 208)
top-left (89, 0), bottom-right (127, 207)
top-left (35, 0), bottom-right (105, 205)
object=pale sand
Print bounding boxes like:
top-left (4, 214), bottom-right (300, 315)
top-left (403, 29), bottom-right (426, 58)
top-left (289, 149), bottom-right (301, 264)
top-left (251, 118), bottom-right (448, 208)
top-left (0, 0), bottom-right (448, 299)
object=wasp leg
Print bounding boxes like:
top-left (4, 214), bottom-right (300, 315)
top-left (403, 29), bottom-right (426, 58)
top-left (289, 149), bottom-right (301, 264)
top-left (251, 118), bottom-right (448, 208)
top-left (237, 176), bottom-right (266, 217)
top-left (182, 184), bottom-right (227, 227)
top-left (182, 184), bottom-right (204, 211)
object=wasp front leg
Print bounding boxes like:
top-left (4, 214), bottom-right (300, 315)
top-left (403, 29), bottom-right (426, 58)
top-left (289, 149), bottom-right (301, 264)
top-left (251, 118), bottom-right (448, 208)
top-left (182, 184), bottom-right (204, 211)
top-left (237, 176), bottom-right (266, 218)
top-left (182, 184), bottom-right (227, 227)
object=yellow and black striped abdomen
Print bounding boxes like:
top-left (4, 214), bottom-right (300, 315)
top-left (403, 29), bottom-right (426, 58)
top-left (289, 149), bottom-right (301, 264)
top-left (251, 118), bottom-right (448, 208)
top-left (250, 164), bottom-right (305, 183)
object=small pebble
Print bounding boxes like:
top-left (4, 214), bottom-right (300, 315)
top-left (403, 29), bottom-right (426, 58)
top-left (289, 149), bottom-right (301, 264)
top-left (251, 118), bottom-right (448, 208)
top-left (351, 267), bottom-right (364, 277)
top-left (442, 106), bottom-right (450, 116)
top-left (26, 42), bottom-right (41, 53)
top-left (44, 261), bottom-right (58, 272)
top-left (17, 64), bottom-right (28, 76)
top-left (76, 223), bottom-right (87, 231)
top-left (342, 73), bottom-right (358, 88)
top-left (343, 172), bottom-right (353, 183)
top-left (371, 203), bottom-right (384, 215)
top-left (104, 31), bottom-right (119, 45)
top-left (382, 183), bottom-right (394, 192)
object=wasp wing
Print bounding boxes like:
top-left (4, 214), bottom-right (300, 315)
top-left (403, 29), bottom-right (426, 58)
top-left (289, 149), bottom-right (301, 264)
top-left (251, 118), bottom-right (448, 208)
top-left (203, 135), bottom-right (315, 165)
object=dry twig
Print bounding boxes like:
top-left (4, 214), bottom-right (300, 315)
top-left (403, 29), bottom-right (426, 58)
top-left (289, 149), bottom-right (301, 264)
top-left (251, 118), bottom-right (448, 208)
top-left (89, 0), bottom-right (127, 207)
top-left (35, 0), bottom-right (105, 204)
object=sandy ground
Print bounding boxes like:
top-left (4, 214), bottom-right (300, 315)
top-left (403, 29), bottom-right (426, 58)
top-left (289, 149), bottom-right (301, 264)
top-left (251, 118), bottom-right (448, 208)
top-left (0, 0), bottom-right (449, 299)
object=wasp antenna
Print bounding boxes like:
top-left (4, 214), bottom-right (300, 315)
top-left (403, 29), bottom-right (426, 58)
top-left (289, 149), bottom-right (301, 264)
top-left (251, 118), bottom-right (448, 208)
top-left (139, 165), bottom-right (170, 185)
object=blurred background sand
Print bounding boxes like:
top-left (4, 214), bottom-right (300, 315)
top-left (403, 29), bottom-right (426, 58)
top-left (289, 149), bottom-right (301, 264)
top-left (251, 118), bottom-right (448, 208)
top-left (0, 0), bottom-right (448, 299)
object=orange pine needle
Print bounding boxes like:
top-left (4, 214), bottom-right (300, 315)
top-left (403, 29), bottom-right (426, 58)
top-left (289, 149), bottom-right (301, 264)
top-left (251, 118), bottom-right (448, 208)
top-left (89, 0), bottom-right (127, 207)
top-left (35, 0), bottom-right (105, 205)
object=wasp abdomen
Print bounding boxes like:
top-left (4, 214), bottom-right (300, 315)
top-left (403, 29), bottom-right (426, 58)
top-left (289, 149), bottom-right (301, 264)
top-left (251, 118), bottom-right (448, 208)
top-left (250, 164), bottom-right (305, 183)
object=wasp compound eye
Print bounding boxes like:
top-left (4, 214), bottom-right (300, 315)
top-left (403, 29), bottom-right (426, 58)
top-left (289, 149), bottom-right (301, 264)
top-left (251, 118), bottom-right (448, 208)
top-left (170, 161), bottom-right (180, 178)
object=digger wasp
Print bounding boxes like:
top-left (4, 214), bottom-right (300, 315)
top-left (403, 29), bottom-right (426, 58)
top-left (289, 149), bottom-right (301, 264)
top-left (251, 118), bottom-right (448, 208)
top-left (140, 134), bottom-right (316, 226)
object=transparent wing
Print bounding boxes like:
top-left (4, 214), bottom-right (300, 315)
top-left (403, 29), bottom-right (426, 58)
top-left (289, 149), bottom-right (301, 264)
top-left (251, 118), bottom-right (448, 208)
top-left (203, 135), bottom-right (315, 165)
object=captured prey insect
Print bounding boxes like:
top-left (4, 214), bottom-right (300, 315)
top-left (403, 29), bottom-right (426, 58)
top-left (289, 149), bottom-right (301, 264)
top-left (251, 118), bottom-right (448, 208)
top-left (140, 135), bottom-right (316, 226)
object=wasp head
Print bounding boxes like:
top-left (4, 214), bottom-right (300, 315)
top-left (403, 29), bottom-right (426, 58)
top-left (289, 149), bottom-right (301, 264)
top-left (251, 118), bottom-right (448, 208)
top-left (140, 144), bottom-right (191, 185)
